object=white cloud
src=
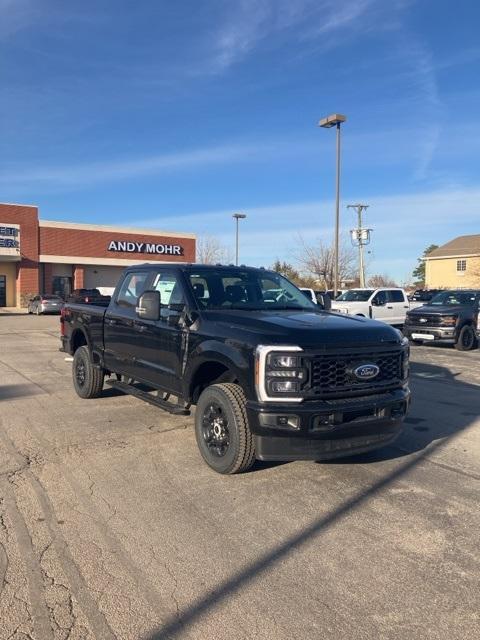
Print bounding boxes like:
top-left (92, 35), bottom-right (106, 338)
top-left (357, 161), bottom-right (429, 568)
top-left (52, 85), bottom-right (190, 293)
top-left (206, 0), bottom-right (384, 74)
top-left (135, 186), bottom-right (480, 281)
top-left (0, 142), bottom-right (273, 187)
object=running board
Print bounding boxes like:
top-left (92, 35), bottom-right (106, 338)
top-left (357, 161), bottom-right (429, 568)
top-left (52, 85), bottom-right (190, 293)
top-left (106, 380), bottom-right (191, 415)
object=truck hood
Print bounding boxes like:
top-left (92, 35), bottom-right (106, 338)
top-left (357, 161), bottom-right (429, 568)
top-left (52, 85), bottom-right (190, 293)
top-left (408, 304), bottom-right (468, 316)
top-left (201, 309), bottom-right (400, 349)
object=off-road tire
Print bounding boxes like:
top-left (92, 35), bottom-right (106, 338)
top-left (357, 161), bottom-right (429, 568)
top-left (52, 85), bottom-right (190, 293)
top-left (455, 325), bottom-right (477, 351)
top-left (72, 345), bottom-right (104, 398)
top-left (195, 383), bottom-right (255, 474)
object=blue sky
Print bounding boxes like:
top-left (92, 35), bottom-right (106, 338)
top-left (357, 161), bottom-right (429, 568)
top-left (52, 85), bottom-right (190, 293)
top-left (1, 0), bottom-right (479, 282)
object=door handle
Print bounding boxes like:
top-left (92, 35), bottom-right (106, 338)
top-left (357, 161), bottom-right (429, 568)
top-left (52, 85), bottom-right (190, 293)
top-left (134, 323), bottom-right (148, 333)
top-left (105, 318), bottom-right (117, 326)
top-left (387, 306), bottom-right (393, 309)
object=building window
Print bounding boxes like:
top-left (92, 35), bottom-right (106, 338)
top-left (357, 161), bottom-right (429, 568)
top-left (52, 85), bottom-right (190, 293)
top-left (456, 259), bottom-right (467, 272)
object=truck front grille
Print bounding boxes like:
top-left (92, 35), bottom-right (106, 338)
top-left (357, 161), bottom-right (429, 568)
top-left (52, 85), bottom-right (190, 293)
top-left (309, 350), bottom-right (403, 397)
top-left (406, 314), bottom-right (442, 326)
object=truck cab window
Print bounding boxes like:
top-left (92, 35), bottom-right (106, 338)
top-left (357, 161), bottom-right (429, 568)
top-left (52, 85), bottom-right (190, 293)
top-left (372, 291), bottom-right (387, 305)
top-left (190, 277), bottom-right (210, 308)
top-left (387, 290), bottom-right (405, 303)
top-left (151, 271), bottom-right (186, 319)
top-left (116, 272), bottom-right (149, 308)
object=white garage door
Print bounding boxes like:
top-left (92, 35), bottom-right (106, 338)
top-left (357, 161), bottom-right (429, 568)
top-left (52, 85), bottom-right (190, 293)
top-left (84, 266), bottom-right (125, 294)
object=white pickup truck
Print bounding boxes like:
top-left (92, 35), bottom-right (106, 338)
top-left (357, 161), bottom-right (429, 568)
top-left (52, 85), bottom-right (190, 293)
top-left (331, 288), bottom-right (410, 326)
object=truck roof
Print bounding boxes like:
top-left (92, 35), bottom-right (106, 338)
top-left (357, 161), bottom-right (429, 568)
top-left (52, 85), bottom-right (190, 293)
top-left (125, 263), bottom-right (269, 273)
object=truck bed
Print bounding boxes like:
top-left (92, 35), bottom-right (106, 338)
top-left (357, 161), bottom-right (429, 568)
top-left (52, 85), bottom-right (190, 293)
top-left (61, 302), bottom-right (109, 355)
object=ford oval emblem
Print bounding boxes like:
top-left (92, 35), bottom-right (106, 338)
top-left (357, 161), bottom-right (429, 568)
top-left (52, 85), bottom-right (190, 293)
top-left (353, 364), bottom-right (380, 380)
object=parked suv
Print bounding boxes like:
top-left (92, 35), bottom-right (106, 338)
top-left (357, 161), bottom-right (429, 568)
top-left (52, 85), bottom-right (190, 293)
top-left (332, 288), bottom-right (410, 325)
top-left (60, 264), bottom-right (410, 474)
top-left (404, 289), bottom-right (480, 350)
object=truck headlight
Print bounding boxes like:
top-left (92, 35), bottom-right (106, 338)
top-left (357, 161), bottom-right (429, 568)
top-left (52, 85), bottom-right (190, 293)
top-left (255, 346), bottom-right (305, 402)
top-left (439, 315), bottom-right (458, 326)
top-left (270, 354), bottom-right (300, 368)
top-left (270, 380), bottom-right (300, 393)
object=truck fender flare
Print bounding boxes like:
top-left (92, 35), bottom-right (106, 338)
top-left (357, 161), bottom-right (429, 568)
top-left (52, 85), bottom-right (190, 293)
top-left (70, 326), bottom-right (103, 366)
top-left (184, 341), bottom-right (250, 401)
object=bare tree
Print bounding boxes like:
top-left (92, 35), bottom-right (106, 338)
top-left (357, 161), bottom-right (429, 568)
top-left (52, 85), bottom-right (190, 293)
top-left (270, 260), bottom-right (318, 288)
top-left (295, 237), bottom-right (356, 289)
top-left (196, 236), bottom-right (232, 264)
top-left (367, 274), bottom-right (398, 288)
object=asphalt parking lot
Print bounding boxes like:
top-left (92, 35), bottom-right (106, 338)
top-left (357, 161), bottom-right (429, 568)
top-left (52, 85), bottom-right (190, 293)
top-left (0, 313), bottom-right (479, 640)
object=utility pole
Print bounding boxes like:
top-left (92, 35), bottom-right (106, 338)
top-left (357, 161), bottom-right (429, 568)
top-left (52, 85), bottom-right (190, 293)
top-left (347, 204), bottom-right (371, 287)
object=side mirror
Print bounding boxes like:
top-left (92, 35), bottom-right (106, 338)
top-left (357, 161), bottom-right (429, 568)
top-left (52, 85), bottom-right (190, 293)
top-left (317, 293), bottom-right (332, 310)
top-left (372, 297), bottom-right (385, 307)
top-left (136, 290), bottom-right (160, 321)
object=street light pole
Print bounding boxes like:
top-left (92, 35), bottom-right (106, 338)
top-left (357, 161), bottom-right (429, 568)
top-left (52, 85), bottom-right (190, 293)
top-left (334, 122), bottom-right (341, 297)
top-left (232, 213), bottom-right (247, 266)
top-left (318, 113), bottom-right (347, 298)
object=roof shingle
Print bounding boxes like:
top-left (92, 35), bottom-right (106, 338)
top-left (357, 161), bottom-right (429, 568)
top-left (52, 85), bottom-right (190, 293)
top-left (426, 235), bottom-right (480, 258)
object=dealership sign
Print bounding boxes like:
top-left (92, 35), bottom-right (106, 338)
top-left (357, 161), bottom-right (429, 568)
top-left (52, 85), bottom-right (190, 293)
top-left (0, 223), bottom-right (21, 260)
top-left (108, 240), bottom-right (183, 256)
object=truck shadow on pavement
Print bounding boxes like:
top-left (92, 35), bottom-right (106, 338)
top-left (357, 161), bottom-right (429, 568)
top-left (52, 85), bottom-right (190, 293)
top-left (144, 360), bottom-right (480, 640)
top-left (0, 383), bottom-right (45, 401)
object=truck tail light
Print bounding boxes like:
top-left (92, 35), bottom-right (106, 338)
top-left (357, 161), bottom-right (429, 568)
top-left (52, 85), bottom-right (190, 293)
top-left (60, 307), bottom-right (69, 336)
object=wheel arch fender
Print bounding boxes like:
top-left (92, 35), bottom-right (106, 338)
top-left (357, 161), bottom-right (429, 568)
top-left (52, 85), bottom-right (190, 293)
top-left (70, 326), bottom-right (103, 366)
top-left (184, 340), bottom-right (251, 403)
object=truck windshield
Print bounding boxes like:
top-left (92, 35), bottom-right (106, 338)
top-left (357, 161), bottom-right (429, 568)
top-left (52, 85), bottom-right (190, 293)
top-left (429, 291), bottom-right (477, 306)
top-left (187, 268), bottom-right (317, 311)
top-left (336, 290), bottom-right (374, 302)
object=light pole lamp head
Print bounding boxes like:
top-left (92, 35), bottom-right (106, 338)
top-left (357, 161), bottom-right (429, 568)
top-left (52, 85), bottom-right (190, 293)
top-left (318, 113), bottom-right (347, 128)
top-left (233, 213), bottom-right (247, 220)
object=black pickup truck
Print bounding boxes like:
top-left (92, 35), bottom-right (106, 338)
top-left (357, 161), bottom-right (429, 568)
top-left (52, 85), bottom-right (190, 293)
top-left (404, 289), bottom-right (480, 350)
top-left (60, 264), bottom-right (410, 474)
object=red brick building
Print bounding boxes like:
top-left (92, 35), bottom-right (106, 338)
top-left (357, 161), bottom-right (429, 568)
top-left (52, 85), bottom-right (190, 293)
top-left (0, 203), bottom-right (196, 307)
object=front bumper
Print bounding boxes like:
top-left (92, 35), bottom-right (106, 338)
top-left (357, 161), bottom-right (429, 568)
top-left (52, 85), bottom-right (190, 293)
top-left (246, 387), bottom-right (410, 461)
top-left (403, 325), bottom-right (456, 343)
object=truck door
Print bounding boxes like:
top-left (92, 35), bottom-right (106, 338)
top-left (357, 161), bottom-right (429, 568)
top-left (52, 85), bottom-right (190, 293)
top-left (131, 269), bottom-right (187, 394)
top-left (370, 290), bottom-right (391, 323)
top-left (386, 289), bottom-right (409, 325)
top-left (103, 270), bottom-right (150, 378)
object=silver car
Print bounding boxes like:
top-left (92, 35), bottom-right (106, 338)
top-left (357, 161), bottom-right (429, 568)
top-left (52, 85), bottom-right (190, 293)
top-left (27, 294), bottom-right (63, 315)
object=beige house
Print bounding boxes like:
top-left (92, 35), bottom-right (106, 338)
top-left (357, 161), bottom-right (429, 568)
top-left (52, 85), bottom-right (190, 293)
top-left (425, 235), bottom-right (480, 288)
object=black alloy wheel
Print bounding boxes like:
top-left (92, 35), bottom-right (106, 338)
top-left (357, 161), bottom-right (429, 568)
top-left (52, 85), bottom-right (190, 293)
top-left (201, 402), bottom-right (230, 458)
top-left (455, 325), bottom-right (477, 351)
